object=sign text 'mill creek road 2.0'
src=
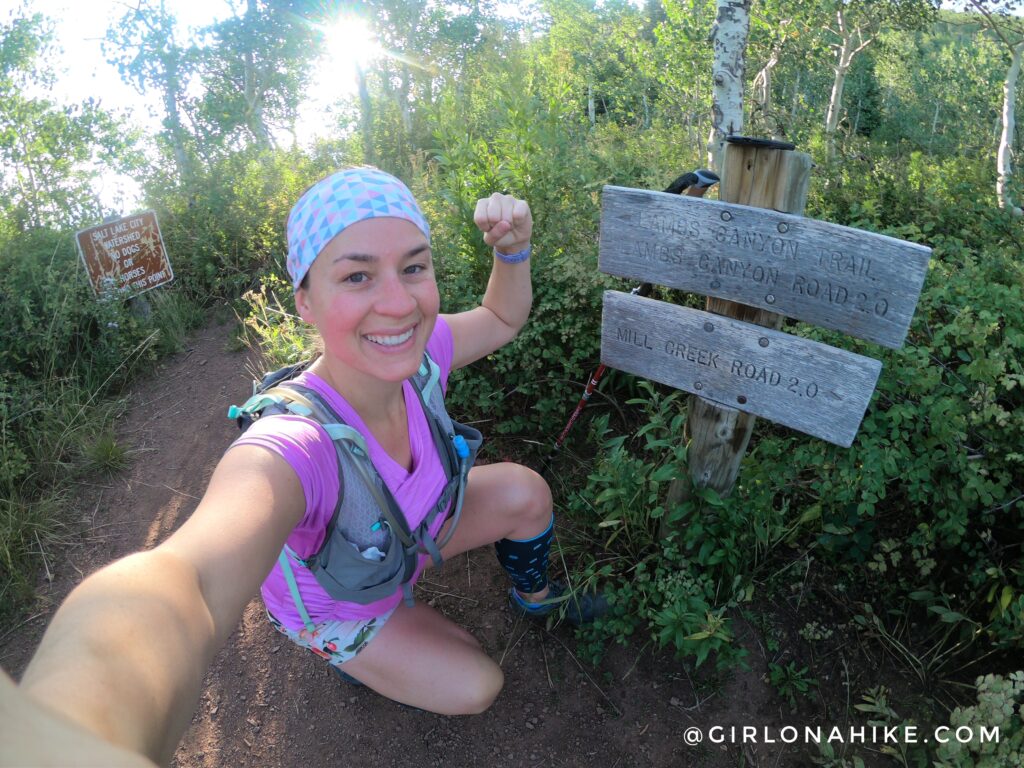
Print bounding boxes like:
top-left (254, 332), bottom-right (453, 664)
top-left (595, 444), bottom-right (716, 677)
top-left (601, 291), bottom-right (883, 447)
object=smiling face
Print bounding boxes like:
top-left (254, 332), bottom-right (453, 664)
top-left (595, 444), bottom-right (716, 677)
top-left (295, 217), bottom-right (440, 388)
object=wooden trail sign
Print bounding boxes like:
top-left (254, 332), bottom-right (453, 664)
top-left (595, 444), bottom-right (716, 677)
top-left (600, 187), bottom-right (930, 349)
top-left (76, 211), bottom-right (173, 298)
top-left (601, 291), bottom-right (882, 447)
top-left (597, 140), bottom-right (931, 463)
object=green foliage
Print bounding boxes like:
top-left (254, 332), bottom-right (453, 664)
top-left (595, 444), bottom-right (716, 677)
top-left (143, 146), bottom-right (329, 299)
top-left (0, 222), bottom-right (204, 619)
top-left (767, 661), bottom-right (816, 711)
top-left (935, 672), bottom-right (1024, 767)
top-left (1, 0), bottom-right (1022, 732)
top-left (1, 13), bottom-right (141, 228)
top-left (786, 154), bottom-right (1024, 659)
top-left (189, 0), bottom-right (319, 150)
top-left (82, 430), bottom-right (130, 476)
top-left (814, 675), bottom-right (1024, 766)
top-left (425, 53), bottom-right (705, 442)
top-left (0, 488), bottom-right (67, 617)
top-left (238, 273), bottom-right (317, 371)
top-left (0, 229), bottom-right (155, 391)
top-left (569, 382), bottom-right (753, 671)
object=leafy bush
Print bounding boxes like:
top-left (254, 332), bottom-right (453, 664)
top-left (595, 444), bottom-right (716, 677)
top-left (142, 147), bottom-right (333, 301)
top-left (0, 225), bottom-right (203, 619)
top-left (935, 672), bottom-right (1024, 767)
top-left (569, 383), bottom-right (757, 671)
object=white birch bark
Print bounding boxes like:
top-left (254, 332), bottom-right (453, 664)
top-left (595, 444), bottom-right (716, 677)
top-left (708, 0), bottom-right (752, 169)
top-left (825, 8), bottom-right (872, 159)
top-left (752, 20), bottom-right (790, 126)
top-left (997, 42), bottom-right (1023, 216)
top-left (242, 0), bottom-right (272, 149)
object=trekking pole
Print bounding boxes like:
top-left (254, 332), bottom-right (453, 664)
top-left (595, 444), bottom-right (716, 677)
top-left (542, 170), bottom-right (720, 474)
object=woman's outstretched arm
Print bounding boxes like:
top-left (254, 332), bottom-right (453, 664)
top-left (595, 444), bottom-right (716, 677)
top-left (11, 444), bottom-right (304, 766)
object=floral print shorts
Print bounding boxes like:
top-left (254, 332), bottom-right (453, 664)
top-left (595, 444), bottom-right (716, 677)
top-left (267, 607), bottom-right (396, 667)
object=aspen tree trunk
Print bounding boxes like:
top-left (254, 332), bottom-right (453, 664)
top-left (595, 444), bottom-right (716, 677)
top-left (243, 0), bottom-right (272, 149)
top-left (588, 83), bottom-right (596, 127)
top-left (790, 69), bottom-right (801, 123)
top-left (153, 35), bottom-right (191, 176)
top-left (164, 88), bottom-right (191, 177)
top-left (356, 63), bottom-right (374, 164)
top-left (399, 64), bottom-right (412, 136)
top-left (752, 50), bottom-right (778, 117)
top-left (997, 42), bottom-right (1023, 216)
top-left (134, 4), bottom-right (191, 177)
top-left (243, 48), bottom-right (272, 149)
top-left (825, 9), bottom-right (871, 160)
top-left (825, 38), bottom-right (853, 157)
top-left (708, 0), bottom-right (751, 169)
top-left (825, 37), bottom-right (852, 140)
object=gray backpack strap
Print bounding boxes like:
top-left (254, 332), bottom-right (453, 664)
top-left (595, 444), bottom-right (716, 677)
top-left (410, 352), bottom-right (483, 553)
top-left (269, 385), bottom-right (415, 549)
top-left (265, 384), bottom-right (422, 607)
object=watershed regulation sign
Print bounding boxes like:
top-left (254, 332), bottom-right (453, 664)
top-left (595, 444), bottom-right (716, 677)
top-left (76, 211), bottom-right (173, 297)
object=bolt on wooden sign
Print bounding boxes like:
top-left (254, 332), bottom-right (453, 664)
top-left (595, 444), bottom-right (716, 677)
top-left (75, 211), bottom-right (173, 297)
top-left (598, 186), bottom-right (931, 447)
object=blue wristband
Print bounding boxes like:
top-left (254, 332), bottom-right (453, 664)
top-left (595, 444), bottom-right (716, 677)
top-left (494, 245), bottom-right (531, 264)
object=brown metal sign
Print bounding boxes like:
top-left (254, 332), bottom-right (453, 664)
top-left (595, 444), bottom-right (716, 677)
top-left (75, 211), bottom-right (173, 297)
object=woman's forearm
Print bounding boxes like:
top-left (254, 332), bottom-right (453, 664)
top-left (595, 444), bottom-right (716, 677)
top-left (480, 249), bottom-right (533, 335)
top-left (19, 549), bottom-right (218, 764)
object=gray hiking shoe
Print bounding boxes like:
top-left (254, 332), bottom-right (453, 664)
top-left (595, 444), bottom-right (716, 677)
top-left (509, 579), bottom-right (609, 626)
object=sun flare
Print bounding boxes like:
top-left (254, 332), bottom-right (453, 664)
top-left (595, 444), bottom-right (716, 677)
top-left (323, 15), bottom-right (381, 73)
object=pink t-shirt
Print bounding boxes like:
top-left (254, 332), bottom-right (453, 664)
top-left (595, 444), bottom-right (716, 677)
top-left (231, 318), bottom-right (455, 628)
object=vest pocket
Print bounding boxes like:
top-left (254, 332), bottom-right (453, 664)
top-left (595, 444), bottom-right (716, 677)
top-left (451, 419), bottom-right (483, 466)
top-left (312, 526), bottom-right (406, 605)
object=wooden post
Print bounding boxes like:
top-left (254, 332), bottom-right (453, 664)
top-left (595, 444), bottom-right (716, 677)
top-left (664, 139), bottom-right (812, 517)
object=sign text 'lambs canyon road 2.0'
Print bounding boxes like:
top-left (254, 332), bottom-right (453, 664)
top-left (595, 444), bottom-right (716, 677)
top-left (599, 186), bottom-right (931, 349)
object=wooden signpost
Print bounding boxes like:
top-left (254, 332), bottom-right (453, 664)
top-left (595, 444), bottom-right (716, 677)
top-left (75, 211), bottom-right (173, 298)
top-left (597, 138), bottom-right (931, 500)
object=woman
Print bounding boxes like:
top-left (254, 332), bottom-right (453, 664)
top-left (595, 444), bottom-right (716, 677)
top-left (8, 168), bottom-right (602, 766)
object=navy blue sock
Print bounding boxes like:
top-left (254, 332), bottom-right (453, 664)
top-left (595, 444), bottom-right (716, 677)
top-left (494, 516), bottom-right (554, 594)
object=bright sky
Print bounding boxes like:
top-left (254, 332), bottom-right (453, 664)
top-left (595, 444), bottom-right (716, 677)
top-left (4, 0), bottom-right (368, 213)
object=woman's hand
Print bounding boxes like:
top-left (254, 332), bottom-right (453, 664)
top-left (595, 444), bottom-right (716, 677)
top-left (474, 193), bottom-right (532, 255)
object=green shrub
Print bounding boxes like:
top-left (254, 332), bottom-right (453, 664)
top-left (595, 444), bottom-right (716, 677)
top-left (569, 382), bottom-right (757, 671)
top-left (0, 225), bottom-right (204, 619)
top-left (142, 147), bottom-right (334, 301)
top-left (935, 672), bottom-right (1024, 767)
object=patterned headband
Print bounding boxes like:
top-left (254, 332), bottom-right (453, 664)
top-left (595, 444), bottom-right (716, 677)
top-left (286, 167), bottom-right (430, 291)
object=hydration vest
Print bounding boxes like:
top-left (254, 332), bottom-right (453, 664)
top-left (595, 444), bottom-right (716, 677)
top-left (228, 352), bottom-right (482, 633)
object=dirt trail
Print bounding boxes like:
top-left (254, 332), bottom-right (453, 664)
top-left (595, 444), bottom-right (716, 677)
top-left (2, 316), bottom-right (802, 768)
